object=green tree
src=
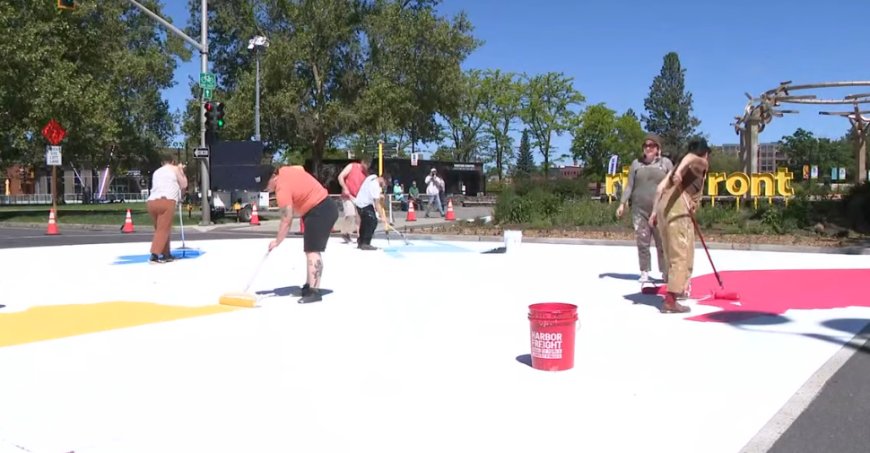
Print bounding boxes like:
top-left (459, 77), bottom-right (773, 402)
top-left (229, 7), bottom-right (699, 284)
top-left (571, 105), bottom-right (643, 186)
top-left (708, 147), bottom-right (742, 173)
top-left (191, 0), bottom-right (478, 172)
top-left (571, 103), bottom-right (616, 183)
top-left (359, 0), bottom-right (479, 154)
top-left (611, 109), bottom-right (646, 172)
top-left (480, 69), bottom-right (522, 180)
top-left (642, 52), bottom-right (700, 156)
top-left (514, 129), bottom-right (535, 178)
top-left (0, 1), bottom-right (187, 200)
top-left (520, 72), bottom-right (584, 178)
top-left (443, 69), bottom-right (488, 162)
top-left (779, 128), bottom-right (852, 181)
top-left (431, 145), bottom-right (458, 161)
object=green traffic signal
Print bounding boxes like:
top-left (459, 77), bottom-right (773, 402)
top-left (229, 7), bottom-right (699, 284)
top-left (216, 102), bottom-right (225, 129)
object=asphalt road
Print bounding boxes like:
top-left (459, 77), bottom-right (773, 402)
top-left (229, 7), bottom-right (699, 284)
top-left (1, 223), bottom-right (868, 453)
top-left (765, 330), bottom-right (870, 453)
top-left (0, 225), bottom-right (274, 249)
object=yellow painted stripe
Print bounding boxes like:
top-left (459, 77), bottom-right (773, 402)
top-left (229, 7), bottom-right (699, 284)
top-left (0, 302), bottom-right (238, 348)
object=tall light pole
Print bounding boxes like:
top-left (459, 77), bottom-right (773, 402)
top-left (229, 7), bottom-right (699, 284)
top-left (126, 0), bottom-right (211, 224)
top-left (248, 36), bottom-right (269, 142)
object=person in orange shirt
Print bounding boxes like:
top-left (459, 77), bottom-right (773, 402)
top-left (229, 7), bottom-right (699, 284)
top-left (266, 165), bottom-right (339, 303)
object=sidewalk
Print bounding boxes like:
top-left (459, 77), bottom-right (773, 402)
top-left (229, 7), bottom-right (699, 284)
top-left (222, 205), bottom-right (493, 234)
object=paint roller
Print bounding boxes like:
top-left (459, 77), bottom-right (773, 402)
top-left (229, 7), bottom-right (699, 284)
top-left (691, 215), bottom-right (740, 301)
top-left (218, 251), bottom-right (271, 308)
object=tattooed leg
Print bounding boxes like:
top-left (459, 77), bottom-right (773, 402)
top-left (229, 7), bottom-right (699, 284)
top-left (306, 252), bottom-right (323, 288)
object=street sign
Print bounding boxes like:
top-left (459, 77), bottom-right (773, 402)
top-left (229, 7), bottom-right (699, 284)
top-left (203, 88), bottom-right (213, 100)
top-left (193, 147), bottom-right (210, 158)
top-left (41, 119), bottom-right (66, 145)
top-left (200, 73), bottom-right (216, 90)
top-left (46, 145), bottom-right (62, 166)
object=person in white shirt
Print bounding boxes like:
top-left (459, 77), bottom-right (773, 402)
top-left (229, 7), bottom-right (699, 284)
top-left (353, 174), bottom-right (387, 250)
top-left (146, 153), bottom-right (187, 263)
top-left (424, 168), bottom-right (445, 217)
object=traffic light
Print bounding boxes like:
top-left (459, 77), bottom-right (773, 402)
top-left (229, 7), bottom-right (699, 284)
top-left (57, 0), bottom-right (76, 10)
top-left (204, 102), bottom-right (215, 131)
top-left (216, 102), bottom-right (225, 128)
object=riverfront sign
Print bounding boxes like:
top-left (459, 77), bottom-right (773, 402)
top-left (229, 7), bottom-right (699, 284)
top-left (605, 167), bottom-right (795, 199)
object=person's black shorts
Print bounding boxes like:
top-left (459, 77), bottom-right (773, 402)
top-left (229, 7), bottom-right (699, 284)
top-left (302, 197), bottom-right (339, 252)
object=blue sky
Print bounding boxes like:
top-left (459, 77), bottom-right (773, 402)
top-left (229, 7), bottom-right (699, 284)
top-left (161, 0), bottom-right (870, 158)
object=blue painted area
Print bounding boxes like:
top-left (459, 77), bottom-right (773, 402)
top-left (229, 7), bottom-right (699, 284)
top-left (113, 248), bottom-right (205, 265)
top-left (383, 241), bottom-right (474, 259)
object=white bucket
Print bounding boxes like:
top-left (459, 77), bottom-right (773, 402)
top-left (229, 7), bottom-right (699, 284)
top-left (503, 230), bottom-right (523, 251)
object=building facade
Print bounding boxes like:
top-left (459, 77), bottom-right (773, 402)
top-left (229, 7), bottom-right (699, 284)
top-left (719, 142), bottom-right (785, 173)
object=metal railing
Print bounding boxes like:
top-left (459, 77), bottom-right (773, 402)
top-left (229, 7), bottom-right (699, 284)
top-left (0, 193), bottom-right (148, 205)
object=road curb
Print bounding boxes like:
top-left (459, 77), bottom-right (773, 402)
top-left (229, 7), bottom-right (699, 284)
top-left (2, 222), bottom-right (868, 255)
top-left (397, 233), bottom-right (870, 255)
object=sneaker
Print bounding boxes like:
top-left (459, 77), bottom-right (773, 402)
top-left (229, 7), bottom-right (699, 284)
top-left (298, 287), bottom-right (322, 304)
top-left (161, 254), bottom-right (177, 263)
top-left (149, 254), bottom-right (164, 264)
top-left (639, 271), bottom-right (650, 283)
top-left (358, 244), bottom-right (378, 251)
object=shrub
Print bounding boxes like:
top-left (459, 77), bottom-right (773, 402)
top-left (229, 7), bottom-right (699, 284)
top-left (554, 199), bottom-right (617, 227)
top-left (842, 182), bottom-right (870, 232)
top-left (695, 204), bottom-right (745, 230)
top-left (494, 187), bottom-right (560, 225)
top-left (512, 177), bottom-right (590, 201)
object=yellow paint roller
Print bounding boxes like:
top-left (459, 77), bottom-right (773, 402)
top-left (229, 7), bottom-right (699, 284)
top-left (218, 251), bottom-right (271, 308)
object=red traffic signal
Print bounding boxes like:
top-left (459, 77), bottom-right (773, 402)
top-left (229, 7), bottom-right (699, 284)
top-left (204, 102), bottom-right (215, 130)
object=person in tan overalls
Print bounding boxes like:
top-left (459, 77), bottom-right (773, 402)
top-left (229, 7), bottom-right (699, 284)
top-left (649, 138), bottom-right (710, 314)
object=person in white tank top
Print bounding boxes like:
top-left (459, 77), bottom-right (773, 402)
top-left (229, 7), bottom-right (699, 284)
top-left (146, 153), bottom-right (187, 263)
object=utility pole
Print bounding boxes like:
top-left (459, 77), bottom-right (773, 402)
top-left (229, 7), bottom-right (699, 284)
top-left (248, 36), bottom-right (269, 142)
top-left (255, 53), bottom-right (260, 141)
top-left (126, 0), bottom-right (211, 224)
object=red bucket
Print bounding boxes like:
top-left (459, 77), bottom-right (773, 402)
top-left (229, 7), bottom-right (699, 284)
top-left (528, 303), bottom-right (578, 371)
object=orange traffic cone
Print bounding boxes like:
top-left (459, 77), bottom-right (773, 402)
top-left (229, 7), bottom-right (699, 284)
top-left (406, 200), bottom-right (417, 221)
top-left (249, 203), bottom-right (260, 226)
top-left (445, 199), bottom-right (456, 221)
top-left (121, 209), bottom-right (135, 233)
top-left (45, 209), bottom-right (60, 235)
